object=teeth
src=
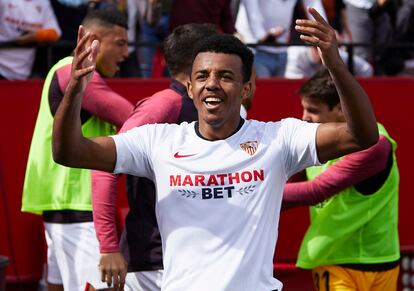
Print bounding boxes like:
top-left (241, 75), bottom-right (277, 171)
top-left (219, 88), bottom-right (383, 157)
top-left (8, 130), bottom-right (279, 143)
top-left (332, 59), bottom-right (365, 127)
top-left (205, 97), bottom-right (221, 102)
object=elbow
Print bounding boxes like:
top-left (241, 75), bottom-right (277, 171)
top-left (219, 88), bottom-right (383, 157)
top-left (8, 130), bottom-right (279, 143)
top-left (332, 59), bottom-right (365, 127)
top-left (52, 143), bottom-right (66, 166)
top-left (359, 129), bottom-right (379, 150)
top-left (52, 140), bottom-right (73, 167)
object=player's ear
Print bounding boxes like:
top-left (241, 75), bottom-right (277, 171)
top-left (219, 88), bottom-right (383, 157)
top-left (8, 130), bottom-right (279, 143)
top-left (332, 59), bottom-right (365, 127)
top-left (241, 81), bottom-right (252, 101)
top-left (187, 81), bottom-right (193, 100)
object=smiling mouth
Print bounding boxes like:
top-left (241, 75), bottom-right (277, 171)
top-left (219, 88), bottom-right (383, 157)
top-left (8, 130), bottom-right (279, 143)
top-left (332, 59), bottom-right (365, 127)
top-left (204, 96), bottom-right (223, 107)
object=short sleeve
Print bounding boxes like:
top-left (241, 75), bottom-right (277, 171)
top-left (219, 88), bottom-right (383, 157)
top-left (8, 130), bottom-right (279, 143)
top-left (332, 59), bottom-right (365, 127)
top-left (281, 118), bottom-right (321, 177)
top-left (111, 126), bottom-right (153, 178)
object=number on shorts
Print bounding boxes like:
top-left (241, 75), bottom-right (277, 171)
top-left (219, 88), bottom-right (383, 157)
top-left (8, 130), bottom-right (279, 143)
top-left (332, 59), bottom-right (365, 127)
top-left (314, 271), bottom-right (330, 291)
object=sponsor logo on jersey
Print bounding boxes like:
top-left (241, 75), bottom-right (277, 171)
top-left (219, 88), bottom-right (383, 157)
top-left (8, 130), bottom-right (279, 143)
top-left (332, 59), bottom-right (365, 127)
top-left (240, 141), bottom-right (258, 156)
top-left (170, 169), bottom-right (264, 200)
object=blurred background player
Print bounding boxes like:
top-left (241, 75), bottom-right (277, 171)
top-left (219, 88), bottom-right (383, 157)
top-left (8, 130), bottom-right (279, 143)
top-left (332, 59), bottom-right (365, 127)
top-left (283, 68), bottom-right (400, 291)
top-left (21, 8), bottom-right (134, 291)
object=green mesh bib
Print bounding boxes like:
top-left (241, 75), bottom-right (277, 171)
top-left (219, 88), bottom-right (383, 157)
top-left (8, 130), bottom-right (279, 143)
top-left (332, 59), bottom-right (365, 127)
top-left (297, 124), bottom-right (400, 269)
top-left (22, 57), bottom-right (115, 214)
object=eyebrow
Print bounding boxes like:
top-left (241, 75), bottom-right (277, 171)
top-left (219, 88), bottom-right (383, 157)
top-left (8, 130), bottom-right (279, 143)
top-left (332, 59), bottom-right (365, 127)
top-left (194, 69), bottom-right (236, 75)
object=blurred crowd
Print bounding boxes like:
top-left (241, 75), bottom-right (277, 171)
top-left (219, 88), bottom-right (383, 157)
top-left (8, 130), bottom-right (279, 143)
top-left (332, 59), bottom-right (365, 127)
top-left (1, 0), bottom-right (414, 80)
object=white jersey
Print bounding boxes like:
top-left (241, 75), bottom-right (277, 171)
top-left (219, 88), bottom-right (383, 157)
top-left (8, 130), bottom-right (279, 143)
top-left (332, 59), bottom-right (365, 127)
top-left (113, 118), bottom-right (320, 291)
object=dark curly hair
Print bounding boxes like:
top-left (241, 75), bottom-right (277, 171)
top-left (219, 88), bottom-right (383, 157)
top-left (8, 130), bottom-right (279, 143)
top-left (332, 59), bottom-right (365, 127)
top-left (82, 8), bottom-right (128, 30)
top-left (164, 23), bottom-right (218, 77)
top-left (192, 34), bottom-right (254, 83)
top-left (298, 68), bottom-right (339, 110)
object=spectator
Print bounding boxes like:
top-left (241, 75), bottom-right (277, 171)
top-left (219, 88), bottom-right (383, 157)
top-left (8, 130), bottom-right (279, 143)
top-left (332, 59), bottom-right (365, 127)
top-left (138, 0), bottom-right (172, 78)
top-left (169, 0), bottom-right (236, 34)
top-left (88, 0), bottom-right (142, 77)
top-left (118, 0), bottom-right (142, 77)
top-left (394, 0), bottom-right (414, 74)
top-left (51, 8), bottom-right (379, 290)
top-left (285, 46), bottom-right (373, 78)
top-left (21, 9), bottom-right (133, 291)
top-left (0, 0), bottom-right (61, 80)
top-left (236, 0), bottom-right (327, 77)
top-left (50, 0), bottom-right (88, 66)
top-left (322, 0), bottom-right (352, 41)
top-left (283, 68), bottom-right (400, 291)
top-left (230, 0), bottom-right (241, 21)
top-left (343, 0), bottom-right (395, 74)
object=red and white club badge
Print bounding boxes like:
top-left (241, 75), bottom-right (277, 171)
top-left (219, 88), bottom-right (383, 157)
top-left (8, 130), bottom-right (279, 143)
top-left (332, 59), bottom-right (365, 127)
top-left (240, 141), bottom-right (258, 156)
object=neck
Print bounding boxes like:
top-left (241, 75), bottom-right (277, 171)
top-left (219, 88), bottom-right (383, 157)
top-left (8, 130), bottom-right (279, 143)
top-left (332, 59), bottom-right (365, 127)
top-left (197, 118), bottom-right (244, 141)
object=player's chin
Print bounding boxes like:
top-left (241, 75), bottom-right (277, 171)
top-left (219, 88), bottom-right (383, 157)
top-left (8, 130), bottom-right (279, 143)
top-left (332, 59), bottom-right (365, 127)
top-left (204, 114), bottom-right (227, 128)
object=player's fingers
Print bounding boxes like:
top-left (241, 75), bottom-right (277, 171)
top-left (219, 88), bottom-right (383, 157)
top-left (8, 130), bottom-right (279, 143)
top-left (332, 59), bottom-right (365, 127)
top-left (295, 28), bottom-right (332, 48)
top-left (76, 25), bottom-right (84, 44)
top-left (307, 7), bottom-right (329, 25)
top-left (119, 268), bottom-right (127, 291)
top-left (105, 271), bottom-right (113, 288)
top-left (298, 34), bottom-right (324, 46)
top-left (112, 272), bottom-right (120, 291)
top-left (89, 40), bottom-right (100, 62)
top-left (295, 20), bottom-right (329, 38)
top-left (73, 66), bottom-right (95, 80)
top-left (98, 265), bottom-right (106, 282)
top-left (100, 266), bottom-right (106, 283)
top-left (74, 45), bottom-right (92, 67)
top-left (74, 30), bottom-right (91, 57)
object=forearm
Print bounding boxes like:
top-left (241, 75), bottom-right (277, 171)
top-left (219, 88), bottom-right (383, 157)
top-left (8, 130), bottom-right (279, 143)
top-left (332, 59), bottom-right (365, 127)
top-left (283, 181), bottom-right (328, 209)
top-left (329, 64), bottom-right (378, 149)
top-left (92, 170), bottom-right (120, 252)
top-left (52, 79), bottom-right (86, 166)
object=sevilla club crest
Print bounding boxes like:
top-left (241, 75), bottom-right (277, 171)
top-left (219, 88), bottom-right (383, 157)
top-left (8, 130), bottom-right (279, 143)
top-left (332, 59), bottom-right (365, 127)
top-left (240, 141), bottom-right (258, 156)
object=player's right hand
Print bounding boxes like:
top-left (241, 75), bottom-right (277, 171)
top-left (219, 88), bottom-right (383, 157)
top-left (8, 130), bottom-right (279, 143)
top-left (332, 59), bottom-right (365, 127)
top-left (68, 25), bottom-right (100, 96)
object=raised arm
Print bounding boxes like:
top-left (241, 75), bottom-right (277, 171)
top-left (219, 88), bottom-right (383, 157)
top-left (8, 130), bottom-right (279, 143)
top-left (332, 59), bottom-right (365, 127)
top-left (296, 8), bottom-right (379, 163)
top-left (52, 26), bottom-right (116, 172)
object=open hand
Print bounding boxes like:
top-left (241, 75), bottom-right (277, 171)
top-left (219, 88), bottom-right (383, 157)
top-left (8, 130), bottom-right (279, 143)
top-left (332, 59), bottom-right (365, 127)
top-left (68, 25), bottom-right (100, 95)
top-left (295, 7), bottom-right (343, 70)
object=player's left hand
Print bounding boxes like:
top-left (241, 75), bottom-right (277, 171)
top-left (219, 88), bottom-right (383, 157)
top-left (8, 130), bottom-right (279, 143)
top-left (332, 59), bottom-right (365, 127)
top-left (295, 7), bottom-right (343, 71)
